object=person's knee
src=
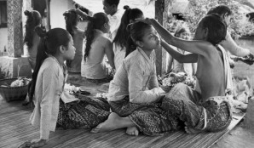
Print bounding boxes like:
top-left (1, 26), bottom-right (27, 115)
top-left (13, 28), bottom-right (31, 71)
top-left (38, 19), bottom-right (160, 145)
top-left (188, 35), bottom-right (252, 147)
top-left (174, 83), bottom-right (189, 91)
top-left (165, 83), bottom-right (189, 98)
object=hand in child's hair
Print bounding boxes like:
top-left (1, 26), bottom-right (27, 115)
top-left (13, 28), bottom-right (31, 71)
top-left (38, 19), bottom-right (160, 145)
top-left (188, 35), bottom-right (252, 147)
top-left (18, 139), bottom-right (46, 148)
top-left (35, 26), bottom-right (47, 38)
top-left (144, 18), bottom-right (152, 25)
top-left (74, 3), bottom-right (79, 9)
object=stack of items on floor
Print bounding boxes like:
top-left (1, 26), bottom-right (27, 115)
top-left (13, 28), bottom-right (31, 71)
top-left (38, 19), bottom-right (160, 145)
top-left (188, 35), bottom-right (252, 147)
top-left (159, 72), bottom-right (252, 114)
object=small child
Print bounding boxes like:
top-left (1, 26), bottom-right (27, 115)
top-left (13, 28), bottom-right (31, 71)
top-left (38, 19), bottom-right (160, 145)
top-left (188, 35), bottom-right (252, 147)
top-left (63, 9), bottom-right (84, 74)
top-left (91, 21), bottom-right (179, 136)
top-left (20, 28), bottom-right (110, 148)
top-left (81, 13), bottom-right (115, 82)
top-left (168, 24), bottom-right (197, 76)
top-left (113, 5), bottom-right (144, 71)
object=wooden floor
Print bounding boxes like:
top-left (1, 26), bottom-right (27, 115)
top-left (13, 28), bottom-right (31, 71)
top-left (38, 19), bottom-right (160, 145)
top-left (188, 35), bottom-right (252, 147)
top-left (0, 77), bottom-right (252, 148)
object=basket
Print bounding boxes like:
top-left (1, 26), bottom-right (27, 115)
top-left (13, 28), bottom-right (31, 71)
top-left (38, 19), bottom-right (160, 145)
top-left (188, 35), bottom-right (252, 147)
top-left (0, 78), bottom-right (29, 102)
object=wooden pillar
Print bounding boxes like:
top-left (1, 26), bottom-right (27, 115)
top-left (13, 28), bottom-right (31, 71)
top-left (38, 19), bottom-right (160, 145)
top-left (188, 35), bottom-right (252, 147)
top-left (155, 0), bottom-right (172, 76)
top-left (7, 0), bottom-right (23, 57)
top-left (46, 0), bottom-right (51, 30)
top-left (0, 0), bottom-right (32, 78)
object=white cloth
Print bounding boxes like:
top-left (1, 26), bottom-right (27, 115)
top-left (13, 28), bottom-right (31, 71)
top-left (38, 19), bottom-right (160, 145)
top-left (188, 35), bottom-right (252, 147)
top-left (30, 57), bottom-right (67, 140)
top-left (81, 30), bottom-right (108, 79)
top-left (218, 45), bottom-right (234, 92)
top-left (108, 48), bottom-right (165, 103)
top-left (108, 9), bottom-right (123, 39)
top-left (113, 43), bottom-right (126, 71)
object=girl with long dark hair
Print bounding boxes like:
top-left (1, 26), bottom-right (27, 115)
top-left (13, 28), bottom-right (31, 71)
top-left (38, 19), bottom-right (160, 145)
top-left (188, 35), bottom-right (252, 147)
top-left (20, 28), bottom-right (110, 147)
top-left (24, 10), bottom-right (42, 70)
top-left (63, 9), bottom-right (84, 74)
top-left (113, 5), bottom-right (144, 71)
top-left (81, 12), bottom-right (115, 82)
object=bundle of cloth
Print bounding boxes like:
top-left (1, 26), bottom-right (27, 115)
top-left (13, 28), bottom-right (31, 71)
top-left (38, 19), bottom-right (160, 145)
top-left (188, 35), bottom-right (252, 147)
top-left (228, 76), bottom-right (253, 113)
top-left (158, 72), bottom-right (196, 88)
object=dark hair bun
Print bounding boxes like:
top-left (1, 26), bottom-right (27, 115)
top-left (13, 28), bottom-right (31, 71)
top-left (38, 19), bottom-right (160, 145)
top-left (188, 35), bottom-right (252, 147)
top-left (24, 10), bottom-right (30, 16)
top-left (123, 5), bottom-right (130, 10)
top-left (35, 26), bottom-right (47, 38)
top-left (63, 11), bottom-right (69, 17)
top-left (87, 16), bottom-right (94, 22)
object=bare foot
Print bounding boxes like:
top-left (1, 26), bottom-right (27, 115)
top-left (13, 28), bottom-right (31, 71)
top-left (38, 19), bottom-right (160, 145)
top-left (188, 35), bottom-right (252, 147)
top-left (185, 126), bottom-right (202, 134)
top-left (126, 126), bottom-right (139, 136)
top-left (91, 112), bottom-right (122, 133)
top-left (18, 139), bottom-right (46, 148)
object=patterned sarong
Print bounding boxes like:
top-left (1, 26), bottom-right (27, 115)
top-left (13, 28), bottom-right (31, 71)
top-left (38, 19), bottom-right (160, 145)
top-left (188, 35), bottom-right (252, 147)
top-left (109, 97), bottom-right (180, 136)
top-left (57, 96), bottom-right (110, 129)
top-left (161, 83), bottom-right (232, 132)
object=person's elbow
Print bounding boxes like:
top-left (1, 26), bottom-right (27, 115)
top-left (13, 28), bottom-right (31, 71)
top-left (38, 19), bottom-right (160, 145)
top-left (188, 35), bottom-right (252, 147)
top-left (175, 55), bottom-right (186, 63)
top-left (129, 92), bottom-right (146, 104)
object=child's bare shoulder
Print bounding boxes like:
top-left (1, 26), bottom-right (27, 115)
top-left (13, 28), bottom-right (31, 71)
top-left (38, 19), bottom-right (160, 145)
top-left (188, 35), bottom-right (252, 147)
top-left (97, 34), bottom-right (111, 44)
top-left (75, 29), bottom-right (85, 37)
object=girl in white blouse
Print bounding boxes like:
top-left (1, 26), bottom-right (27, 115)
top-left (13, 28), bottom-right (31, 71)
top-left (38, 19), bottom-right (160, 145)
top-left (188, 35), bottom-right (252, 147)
top-left (20, 27), bottom-right (110, 148)
top-left (91, 21), bottom-right (179, 136)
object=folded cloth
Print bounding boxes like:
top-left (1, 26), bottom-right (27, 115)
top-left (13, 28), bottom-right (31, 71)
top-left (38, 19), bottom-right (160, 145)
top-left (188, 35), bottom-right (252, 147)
top-left (217, 45), bottom-right (234, 93)
top-left (61, 90), bottom-right (79, 103)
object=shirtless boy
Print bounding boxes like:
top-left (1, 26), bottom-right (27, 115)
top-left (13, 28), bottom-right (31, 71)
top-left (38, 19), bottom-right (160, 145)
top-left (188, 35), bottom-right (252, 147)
top-left (146, 14), bottom-right (232, 133)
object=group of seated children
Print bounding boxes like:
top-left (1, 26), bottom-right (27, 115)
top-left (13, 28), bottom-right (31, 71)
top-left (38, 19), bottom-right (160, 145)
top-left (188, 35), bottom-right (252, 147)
top-left (20, 1), bottom-right (253, 147)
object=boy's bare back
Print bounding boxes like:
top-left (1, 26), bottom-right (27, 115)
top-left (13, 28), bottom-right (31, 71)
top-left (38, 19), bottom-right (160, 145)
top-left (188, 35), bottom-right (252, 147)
top-left (195, 45), bottom-right (226, 101)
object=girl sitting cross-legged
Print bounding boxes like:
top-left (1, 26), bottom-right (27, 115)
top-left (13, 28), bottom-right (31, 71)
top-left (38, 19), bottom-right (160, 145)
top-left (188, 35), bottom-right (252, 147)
top-left (19, 28), bottom-right (110, 148)
top-left (91, 21), bottom-right (179, 136)
top-left (81, 12), bottom-right (115, 83)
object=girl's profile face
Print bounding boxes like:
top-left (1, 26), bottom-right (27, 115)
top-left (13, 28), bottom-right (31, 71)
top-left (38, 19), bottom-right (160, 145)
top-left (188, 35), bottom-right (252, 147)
top-left (140, 27), bottom-right (160, 50)
top-left (103, 20), bottom-right (110, 33)
top-left (63, 35), bottom-right (76, 60)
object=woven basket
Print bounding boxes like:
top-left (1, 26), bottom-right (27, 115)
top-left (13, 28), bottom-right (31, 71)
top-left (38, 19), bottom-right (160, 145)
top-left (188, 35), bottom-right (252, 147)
top-left (0, 78), bottom-right (29, 102)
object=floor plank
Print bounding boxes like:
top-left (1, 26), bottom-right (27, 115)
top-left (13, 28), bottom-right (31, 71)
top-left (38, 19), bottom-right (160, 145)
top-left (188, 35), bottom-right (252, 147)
top-left (0, 79), bottom-right (249, 148)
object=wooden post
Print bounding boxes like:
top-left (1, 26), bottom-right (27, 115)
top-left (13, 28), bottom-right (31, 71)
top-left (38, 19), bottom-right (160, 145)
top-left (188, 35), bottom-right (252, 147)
top-left (7, 0), bottom-right (23, 57)
top-left (46, 0), bottom-right (51, 30)
top-left (155, 0), bottom-right (172, 76)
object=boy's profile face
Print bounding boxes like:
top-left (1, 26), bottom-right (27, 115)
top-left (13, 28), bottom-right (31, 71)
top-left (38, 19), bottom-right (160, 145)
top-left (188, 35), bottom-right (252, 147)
top-left (103, 0), bottom-right (116, 15)
top-left (224, 14), bottom-right (232, 26)
top-left (193, 21), bottom-right (207, 41)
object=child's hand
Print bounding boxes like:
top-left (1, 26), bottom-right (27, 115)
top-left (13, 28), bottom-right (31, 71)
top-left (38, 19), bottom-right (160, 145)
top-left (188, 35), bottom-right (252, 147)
top-left (144, 18), bottom-right (153, 25)
top-left (248, 53), bottom-right (254, 59)
top-left (18, 139), bottom-right (47, 148)
top-left (161, 85), bottom-right (171, 93)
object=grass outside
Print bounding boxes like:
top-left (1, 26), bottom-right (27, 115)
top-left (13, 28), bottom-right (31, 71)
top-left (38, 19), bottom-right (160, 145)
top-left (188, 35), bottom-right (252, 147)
top-left (234, 39), bottom-right (254, 87)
